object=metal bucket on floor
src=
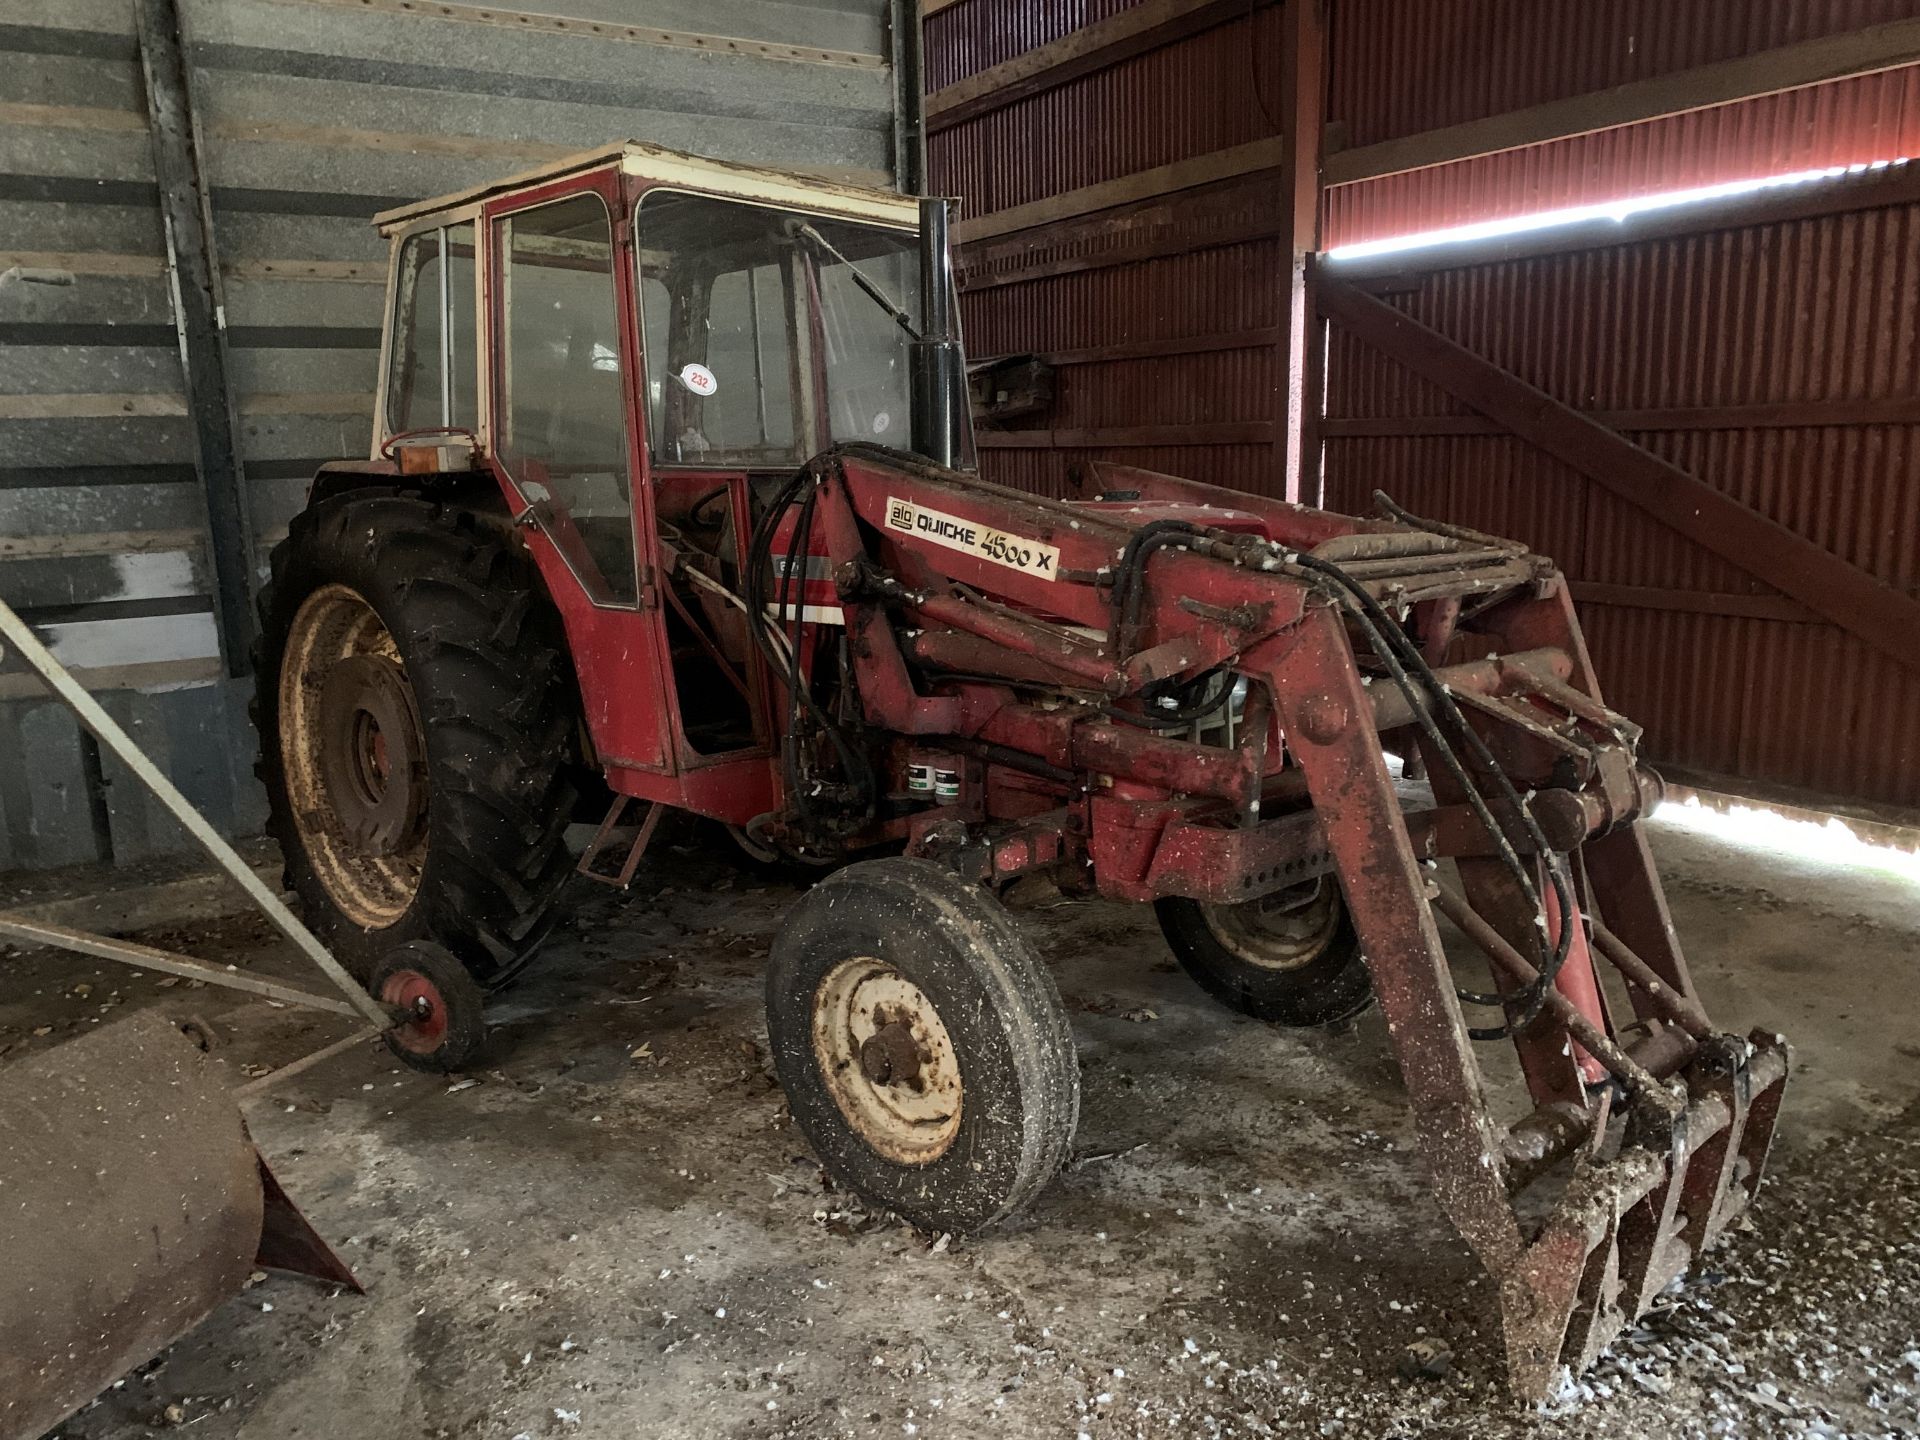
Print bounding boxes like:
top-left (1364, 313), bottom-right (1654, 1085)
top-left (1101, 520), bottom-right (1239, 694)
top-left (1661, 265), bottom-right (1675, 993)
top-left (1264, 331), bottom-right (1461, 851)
top-left (0, 1012), bottom-right (358, 1440)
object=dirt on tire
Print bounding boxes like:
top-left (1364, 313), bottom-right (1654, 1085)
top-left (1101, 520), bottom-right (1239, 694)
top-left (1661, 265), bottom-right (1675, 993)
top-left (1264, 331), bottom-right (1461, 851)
top-left (252, 489), bottom-right (581, 985)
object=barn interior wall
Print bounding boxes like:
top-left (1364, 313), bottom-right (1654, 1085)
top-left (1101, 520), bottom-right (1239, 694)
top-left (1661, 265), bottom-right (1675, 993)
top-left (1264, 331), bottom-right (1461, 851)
top-left (10, 0), bottom-right (1917, 871)
top-left (928, 0), bottom-right (1920, 812)
top-left (1323, 170), bottom-right (1920, 810)
top-left (927, 0), bottom-right (1302, 500)
top-left (1319, 1), bottom-right (1920, 811)
top-left (1323, 0), bottom-right (1920, 244)
top-left (0, 0), bottom-right (901, 872)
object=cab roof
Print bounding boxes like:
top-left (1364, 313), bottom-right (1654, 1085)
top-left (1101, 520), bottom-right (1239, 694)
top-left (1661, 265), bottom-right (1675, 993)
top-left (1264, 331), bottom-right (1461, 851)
top-left (372, 141), bottom-right (922, 235)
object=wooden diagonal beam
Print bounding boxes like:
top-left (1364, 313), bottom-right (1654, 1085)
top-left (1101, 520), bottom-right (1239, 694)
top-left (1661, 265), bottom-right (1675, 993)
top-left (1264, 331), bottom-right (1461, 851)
top-left (1316, 275), bottom-right (1920, 678)
top-left (925, 0), bottom-right (1268, 133)
top-left (952, 137), bottom-right (1287, 244)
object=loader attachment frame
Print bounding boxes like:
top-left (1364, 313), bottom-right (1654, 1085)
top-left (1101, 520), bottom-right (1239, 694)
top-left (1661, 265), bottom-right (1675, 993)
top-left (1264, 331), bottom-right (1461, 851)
top-left (1267, 604), bottom-right (1790, 1393)
top-left (743, 446), bottom-right (1791, 1395)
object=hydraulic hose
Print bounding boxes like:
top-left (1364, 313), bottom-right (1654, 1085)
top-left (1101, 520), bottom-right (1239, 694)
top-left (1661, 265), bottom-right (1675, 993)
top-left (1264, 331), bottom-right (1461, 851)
top-left (1285, 549), bottom-right (1578, 1038)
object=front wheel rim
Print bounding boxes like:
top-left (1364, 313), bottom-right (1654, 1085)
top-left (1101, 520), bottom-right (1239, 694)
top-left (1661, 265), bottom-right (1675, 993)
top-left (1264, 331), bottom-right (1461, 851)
top-left (811, 957), bottom-right (964, 1165)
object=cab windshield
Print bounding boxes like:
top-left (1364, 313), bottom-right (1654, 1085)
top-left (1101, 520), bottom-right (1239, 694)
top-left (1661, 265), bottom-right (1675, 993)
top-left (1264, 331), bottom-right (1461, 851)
top-left (636, 189), bottom-right (971, 469)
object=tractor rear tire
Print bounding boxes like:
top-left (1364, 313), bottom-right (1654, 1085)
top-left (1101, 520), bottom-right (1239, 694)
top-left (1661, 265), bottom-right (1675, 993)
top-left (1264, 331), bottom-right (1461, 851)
top-left (1156, 877), bottom-right (1373, 1027)
top-left (253, 490), bottom-right (579, 986)
top-left (766, 858), bottom-right (1079, 1234)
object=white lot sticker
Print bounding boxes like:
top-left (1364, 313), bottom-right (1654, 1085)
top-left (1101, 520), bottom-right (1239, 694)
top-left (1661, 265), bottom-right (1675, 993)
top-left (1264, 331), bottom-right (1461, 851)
top-left (884, 497), bottom-right (1060, 581)
top-left (679, 362), bottom-right (717, 396)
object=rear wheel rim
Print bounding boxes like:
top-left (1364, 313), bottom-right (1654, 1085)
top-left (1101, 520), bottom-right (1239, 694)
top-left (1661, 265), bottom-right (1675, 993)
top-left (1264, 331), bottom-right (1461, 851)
top-left (1200, 879), bottom-right (1344, 972)
top-left (279, 584), bottom-right (428, 928)
top-left (811, 957), bottom-right (964, 1165)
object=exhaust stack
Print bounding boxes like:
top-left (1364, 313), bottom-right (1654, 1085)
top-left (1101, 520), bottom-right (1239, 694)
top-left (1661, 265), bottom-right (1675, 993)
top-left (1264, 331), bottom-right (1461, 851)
top-left (910, 195), bottom-right (964, 468)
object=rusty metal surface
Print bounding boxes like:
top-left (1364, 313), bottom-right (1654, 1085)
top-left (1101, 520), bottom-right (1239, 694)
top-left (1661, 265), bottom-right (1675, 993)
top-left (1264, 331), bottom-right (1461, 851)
top-left (0, 911), bottom-right (366, 1017)
top-left (1324, 0), bottom-right (1920, 244)
top-left (1319, 273), bottom-right (1920, 684)
top-left (978, 442), bottom-right (1276, 498)
top-left (1499, 1033), bottom-right (1790, 1395)
top-left (1327, 69), bottom-right (1920, 245)
top-left (255, 1155), bottom-right (364, 1294)
top-left (788, 435), bottom-right (1796, 1389)
top-left (926, 3), bottom-right (1291, 498)
top-left (1322, 189), bottom-right (1920, 808)
top-left (0, 1013), bottom-right (263, 1440)
top-left (953, 212), bottom-right (1289, 493)
top-left (932, 7), bottom-right (1284, 219)
top-left (1328, 0), bottom-right (1920, 148)
top-left (924, 0), bottom-right (1145, 91)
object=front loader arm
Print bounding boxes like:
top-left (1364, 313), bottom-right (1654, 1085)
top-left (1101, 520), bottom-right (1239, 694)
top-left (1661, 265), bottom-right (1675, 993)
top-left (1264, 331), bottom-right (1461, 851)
top-left (832, 450), bottom-right (1310, 673)
top-left (759, 446), bottom-right (1788, 1397)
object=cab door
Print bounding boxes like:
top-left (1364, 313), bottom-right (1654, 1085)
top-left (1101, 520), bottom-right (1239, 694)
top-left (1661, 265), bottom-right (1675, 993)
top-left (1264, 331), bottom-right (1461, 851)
top-left (483, 169), bottom-right (674, 773)
top-left (628, 187), bottom-right (817, 786)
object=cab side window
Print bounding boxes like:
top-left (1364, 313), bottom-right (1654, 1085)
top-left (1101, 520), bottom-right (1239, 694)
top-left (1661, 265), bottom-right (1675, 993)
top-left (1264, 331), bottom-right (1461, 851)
top-left (385, 223), bottom-right (476, 434)
top-left (495, 195), bottom-right (636, 604)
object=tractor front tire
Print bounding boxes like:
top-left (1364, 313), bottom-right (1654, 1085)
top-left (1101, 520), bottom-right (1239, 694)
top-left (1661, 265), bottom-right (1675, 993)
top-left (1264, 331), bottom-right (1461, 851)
top-left (766, 858), bottom-right (1079, 1234)
top-left (254, 490), bottom-right (579, 986)
top-left (1156, 877), bottom-right (1373, 1027)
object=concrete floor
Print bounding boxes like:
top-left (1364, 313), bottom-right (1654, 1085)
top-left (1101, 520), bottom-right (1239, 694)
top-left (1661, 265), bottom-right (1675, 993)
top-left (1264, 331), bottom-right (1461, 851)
top-left (3, 813), bottom-right (1917, 1440)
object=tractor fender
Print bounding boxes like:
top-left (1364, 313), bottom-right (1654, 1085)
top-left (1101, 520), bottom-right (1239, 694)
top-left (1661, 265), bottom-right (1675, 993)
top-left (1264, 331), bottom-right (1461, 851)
top-left (305, 458), bottom-right (508, 510)
top-left (295, 461), bottom-right (570, 653)
top-left (301, 461), bottom-right (542, 569)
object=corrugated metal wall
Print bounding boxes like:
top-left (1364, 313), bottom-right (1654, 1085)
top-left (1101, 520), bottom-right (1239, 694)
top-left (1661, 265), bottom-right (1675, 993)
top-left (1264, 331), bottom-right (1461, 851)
top-left (927, 0), bottom-right (1296, 499)
top-left (1, 0), bottom-right (243, 873)
top-left (1329, 0), bottom-right (1920, 147)
top-left (1325, 0), bottom-right (1920, 245)
top-left (0, 0), bottom-right (901, 872)
top-left (1328, 68), bottom-right (1920, 246)
top-left (925, 0), bottom-right (1140, 89)
top-left (1323, 171), bottom-right (1920, 810)
top-left (922, 0), bottom-right (1920, 812)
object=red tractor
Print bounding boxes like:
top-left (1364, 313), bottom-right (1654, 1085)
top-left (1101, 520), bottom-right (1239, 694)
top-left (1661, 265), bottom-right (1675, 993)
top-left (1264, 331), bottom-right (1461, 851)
top-left (257, 142), bottom-right (1788, 1396)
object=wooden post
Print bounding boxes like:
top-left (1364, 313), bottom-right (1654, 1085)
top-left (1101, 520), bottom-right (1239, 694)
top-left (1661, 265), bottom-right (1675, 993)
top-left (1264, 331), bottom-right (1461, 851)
top-left (134, 0), bottom-right (255, 676)
top-left (889, 0), bottom-right (927, 195)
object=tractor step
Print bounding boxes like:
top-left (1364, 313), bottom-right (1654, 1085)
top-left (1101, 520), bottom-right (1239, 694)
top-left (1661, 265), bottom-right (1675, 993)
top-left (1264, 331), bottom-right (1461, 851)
top-left (577, 795), bottom-right (665, 890)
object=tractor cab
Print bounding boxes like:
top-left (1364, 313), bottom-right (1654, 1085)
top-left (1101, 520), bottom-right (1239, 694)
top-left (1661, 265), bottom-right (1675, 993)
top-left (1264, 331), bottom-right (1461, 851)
top-left (367, 144), bottom-right (970, 824)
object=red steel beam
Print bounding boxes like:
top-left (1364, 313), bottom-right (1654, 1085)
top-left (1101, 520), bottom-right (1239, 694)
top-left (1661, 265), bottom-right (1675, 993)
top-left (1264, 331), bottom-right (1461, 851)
top-left (1317, 275), bottom-right (1920, 680)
